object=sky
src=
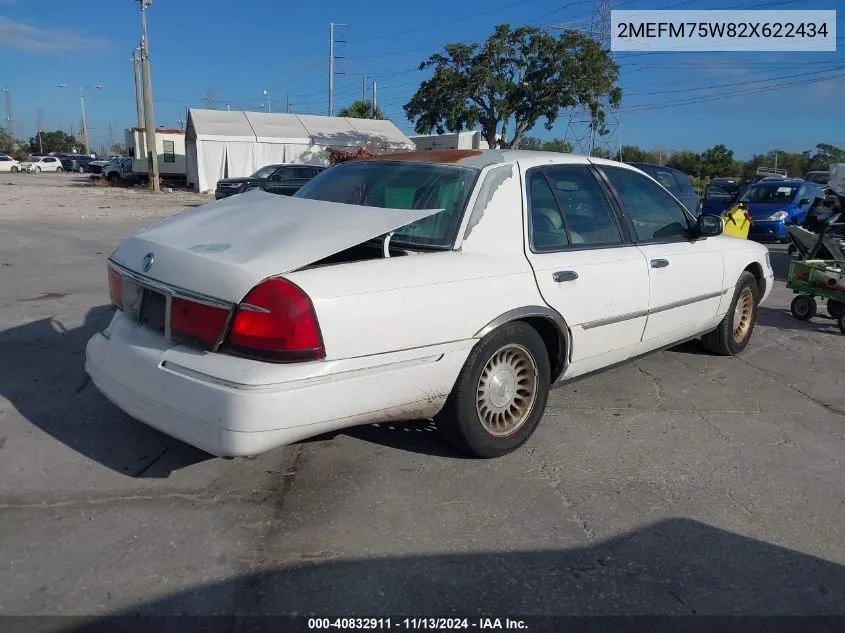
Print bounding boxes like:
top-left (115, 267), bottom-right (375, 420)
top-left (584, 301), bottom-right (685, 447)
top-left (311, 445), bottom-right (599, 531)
top-left (0, 0), bottom-right (842, 159)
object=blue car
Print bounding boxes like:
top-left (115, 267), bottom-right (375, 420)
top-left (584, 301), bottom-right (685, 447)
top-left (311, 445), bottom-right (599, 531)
top-left (701, 182), bottom-right (741, 216)
top-left (738, 180), bottom-right (824, 242)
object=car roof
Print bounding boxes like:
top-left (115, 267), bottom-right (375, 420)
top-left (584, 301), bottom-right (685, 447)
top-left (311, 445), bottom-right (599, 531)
top-left (356, 148), bottom-right (644, 173)
top-left (749, 179), bottom-right (804, 185)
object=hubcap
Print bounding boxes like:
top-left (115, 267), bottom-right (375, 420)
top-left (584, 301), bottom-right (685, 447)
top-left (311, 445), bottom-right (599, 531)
top-left (733, 287), bottom-right (755, 342)
top-left (476, 344), bottom-right (538, 437)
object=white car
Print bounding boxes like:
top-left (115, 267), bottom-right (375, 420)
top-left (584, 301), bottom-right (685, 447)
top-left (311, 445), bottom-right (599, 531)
top-left (19, 155), bottom-right (63, 173)
top-left (0, 154), bottom-right (20, 172)
top-left (86, 150), bottom-right (774, 459)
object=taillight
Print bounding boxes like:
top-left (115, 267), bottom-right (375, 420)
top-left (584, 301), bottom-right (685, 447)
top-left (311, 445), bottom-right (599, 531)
top-left (108, 267), bottom-right (123, 310)
top-left (223, 277), bottom-right (325, 363)
top-left (170, 297), bottom-right (230, 350)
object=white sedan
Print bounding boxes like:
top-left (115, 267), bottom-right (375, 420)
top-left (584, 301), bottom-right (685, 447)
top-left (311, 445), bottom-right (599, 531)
top-left (86, 150), bottom-right (774, 459)
top-left (19, 155), bottom-right (63, 173)
top-left (0, 154), bottom-right (20, 172)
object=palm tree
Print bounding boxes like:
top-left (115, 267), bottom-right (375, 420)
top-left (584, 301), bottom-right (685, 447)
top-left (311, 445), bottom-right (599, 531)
top-left (337, 100), bottom-right (384, 120)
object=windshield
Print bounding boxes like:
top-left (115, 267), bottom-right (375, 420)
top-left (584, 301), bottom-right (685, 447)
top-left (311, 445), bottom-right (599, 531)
top-left (26, 156), bottom-right (40, 162)
top-left (250, 165), bottom-right (279, 179)
top-left (740, 184), bottom-right (799, 204)
top-left (705, 185), bottom-right (736, 201)
top-left (295, 161), bottom-right (479, 249)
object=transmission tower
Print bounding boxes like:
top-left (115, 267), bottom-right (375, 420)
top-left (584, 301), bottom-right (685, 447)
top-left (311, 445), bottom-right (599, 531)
top-left (553, 0), bottom-right (621, 159)
top-left (203, 89), bottom-right (219, 110)
top-left (3, 87), bottom-right (13, 136)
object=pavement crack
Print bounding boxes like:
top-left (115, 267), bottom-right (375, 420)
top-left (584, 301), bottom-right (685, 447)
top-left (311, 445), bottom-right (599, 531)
top-left (636, 365), bottom-right (662, 406)
top-left (525, 446), bottom-right (594, 545)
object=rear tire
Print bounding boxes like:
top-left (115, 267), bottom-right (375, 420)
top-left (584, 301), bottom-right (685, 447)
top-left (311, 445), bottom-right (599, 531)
top-left (78, 166), bottom-right (85, 173)
top-left (35, 166), bottom-right (41, 173)
top-left (56, 167), bottom-right (63, 173)
top-left (435, 322), bottom-right (550, 458)
top-left (827, 299), bottom-right (845, 319)
top-left (791, 295), bottom-right (816, 321)
top-left (702, 271), bottom-right (760, 356)
top-left (839, 313), bottom-right (845, 336)
top-left (107, 173), bottom-right (119, 184)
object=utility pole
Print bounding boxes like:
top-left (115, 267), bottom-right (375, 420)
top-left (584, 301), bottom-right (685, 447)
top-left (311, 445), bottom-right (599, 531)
top-left (286, 94), bottom-right (291, 113)
top-left (263, 89), bottom-right (271, 113)
top-left (36, 110), bottom-right (44, 153)
top-left (132, 48), bottom-right (143, 130)
top-left (361, 75), bottom-right (367, 101)
top-left (372, 80), bottom-right (377, 118)
top-left (79, 88), bottom-right (90, 155)
top-left (3, 87), bottom-right (12, 136)
top-left (328, 22), bottom-right (346, 116)
top-left (138, 0), bottom-right (160, 192)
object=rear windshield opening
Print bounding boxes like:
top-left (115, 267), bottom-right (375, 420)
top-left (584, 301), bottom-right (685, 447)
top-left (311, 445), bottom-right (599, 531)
top-left (295, 161), bottom-right (479, 250)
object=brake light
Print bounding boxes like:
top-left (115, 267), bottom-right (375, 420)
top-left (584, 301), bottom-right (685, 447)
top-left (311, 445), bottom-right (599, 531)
top-left (223, 278), bottom-right (325, 363)
top-left (108, 267), bottom-right (123, 310)
top-left (171, 297), bottom-right (230, 350)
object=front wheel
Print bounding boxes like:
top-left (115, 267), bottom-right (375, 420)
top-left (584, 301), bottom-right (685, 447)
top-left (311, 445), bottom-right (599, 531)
top-left (10, 166), bottom-right (18, 173)
top-left (791, 295), bottom-right (817, 321)
top-left (56, 167), bottom-right (63, 173)
top-left (702, 271), bottom-right (760, 356)
top-left (435, 322), bottom-right (550, 458)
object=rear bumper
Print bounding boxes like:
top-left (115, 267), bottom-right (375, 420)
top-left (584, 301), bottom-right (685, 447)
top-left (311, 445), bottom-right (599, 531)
top-left (749, 220), bottom-right (787, 240)
top-left (86, 312), bottom-right (473, 457)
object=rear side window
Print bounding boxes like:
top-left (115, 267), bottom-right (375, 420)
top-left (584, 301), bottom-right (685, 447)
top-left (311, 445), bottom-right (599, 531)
top-left (602, 166), bottom-right (692, 242)
top-left (528, 165), bottom-right (623, 251)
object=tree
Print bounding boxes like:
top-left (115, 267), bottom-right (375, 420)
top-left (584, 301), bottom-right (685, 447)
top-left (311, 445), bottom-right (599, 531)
top-left (337, 100), bottom-right (384, 120)
top-left (699, 144), bottom-right (737, 178)
top-left (517, 136), bottom-right (543, 150)
top-left (620, 145), bottom-right (652, 162)
top-left (541, 138), bottom-right (572, 153)
top-left (27, 130), bottom-right (80, 154)
top-left (404, 24), bottom-right (621, 149)
top-left (667, 150), bottom-right (702, 177)
top-left (808, 143), bottom-right (845, 171)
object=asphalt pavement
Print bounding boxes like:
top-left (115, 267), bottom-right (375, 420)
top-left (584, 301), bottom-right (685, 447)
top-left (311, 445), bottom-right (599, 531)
top-left (1, 185), bottom-right (843, 621)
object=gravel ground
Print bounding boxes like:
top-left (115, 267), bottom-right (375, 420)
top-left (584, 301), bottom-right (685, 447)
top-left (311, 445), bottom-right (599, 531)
top-left (0, 172), bottom-right (209, 222)
top-left (1, 174), bottom-right (844, 625)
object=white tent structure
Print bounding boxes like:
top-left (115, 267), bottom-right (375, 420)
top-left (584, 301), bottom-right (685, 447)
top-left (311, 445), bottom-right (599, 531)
top-left (185, 109), bottom-right (416, 193)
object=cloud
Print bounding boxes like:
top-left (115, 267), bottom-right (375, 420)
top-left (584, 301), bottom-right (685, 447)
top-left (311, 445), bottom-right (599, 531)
top-left (0, 16), bottom-right (110, 53)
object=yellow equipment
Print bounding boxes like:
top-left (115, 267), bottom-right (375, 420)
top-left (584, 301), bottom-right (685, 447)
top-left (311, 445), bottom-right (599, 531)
top-left (721, 202), bottom-right (751, 239)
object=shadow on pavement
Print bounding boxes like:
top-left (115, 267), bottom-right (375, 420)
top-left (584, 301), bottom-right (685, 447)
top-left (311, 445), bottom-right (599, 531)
top-left (757, 306), bottom-right (841, 335)
top-left (0, 305), bottom-right (211, 478)
top-left (58, 518), bottom-right (844, 630)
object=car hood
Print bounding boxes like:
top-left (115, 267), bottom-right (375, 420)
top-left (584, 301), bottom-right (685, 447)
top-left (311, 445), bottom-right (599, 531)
top-left (217, 177), bottom-right (250, 186)
top-left (109, 189), bottom-right (443, 302)
top-left (743, 202), bottom-right (793, 219)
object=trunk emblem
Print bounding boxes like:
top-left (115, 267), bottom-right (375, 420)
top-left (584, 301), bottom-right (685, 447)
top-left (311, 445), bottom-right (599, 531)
top-left (141, 252), bottom-right (155, 272)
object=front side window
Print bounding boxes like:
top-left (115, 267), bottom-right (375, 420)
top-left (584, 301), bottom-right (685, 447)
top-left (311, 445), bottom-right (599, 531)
top-left (528, 165), bottom-right (623, 251)
top-left (603, 166), bottom-right (693, 242)
top-left (295, 161), bottom-right (478, 249)
top-left (251, 165), bottom-right (280, 179)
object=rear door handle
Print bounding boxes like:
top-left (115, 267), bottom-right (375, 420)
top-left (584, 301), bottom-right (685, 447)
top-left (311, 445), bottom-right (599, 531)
top-left (552, 270), bottom-right (579, 282)
top-left (650, 259), bottom-right (670, 269)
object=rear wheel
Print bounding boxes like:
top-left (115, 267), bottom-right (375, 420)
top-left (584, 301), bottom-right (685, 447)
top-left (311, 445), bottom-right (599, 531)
top-left (56, 167), bottom-right (63, 173)
top-left (78, 166), bottom-right (85, 173)
top-left (787, 244), bottom-right (799, 259)
top-left (35, 166), bottom-right (41, 173)
top-left (107, 172), bottom-right (119, 184)
top-left (702, 271), bottom-right (760, 356)
top-left (791, 295), bottom-right (817, 321)
top-left (436, 322), bottom-right (550, 458)
top-left (827, 299), bottom-right (845, 319)
top-left (839, 313), bottom-right (845, 336)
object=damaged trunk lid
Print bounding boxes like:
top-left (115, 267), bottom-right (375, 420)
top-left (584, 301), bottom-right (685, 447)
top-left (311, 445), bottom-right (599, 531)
top-left (109, 189), bottom-right (441, 302)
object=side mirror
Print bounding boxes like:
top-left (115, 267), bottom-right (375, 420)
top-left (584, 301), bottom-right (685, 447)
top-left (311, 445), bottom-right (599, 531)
top-left (697, 213), bottom-right (724, 237)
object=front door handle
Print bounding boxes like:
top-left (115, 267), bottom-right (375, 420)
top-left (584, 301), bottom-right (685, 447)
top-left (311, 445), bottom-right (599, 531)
top-left (651, 259), bottom-right (670, 269)
top-left (552, 270), bottom-right (579, 282)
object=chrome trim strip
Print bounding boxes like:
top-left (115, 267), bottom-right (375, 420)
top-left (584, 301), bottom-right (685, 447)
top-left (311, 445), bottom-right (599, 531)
top-left (475, 306), bottom-right (573, 382)
top-left (582, 309), bottom-right (648, 330)
top-left (239, 303), bottom-right (270, 314)
top-left (648, 290), bottom-right (724, 316)
top-left (108, 259), bottom-right (235, 347)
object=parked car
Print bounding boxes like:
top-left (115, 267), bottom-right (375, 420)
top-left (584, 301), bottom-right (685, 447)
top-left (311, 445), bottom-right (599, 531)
top-left (625, 162), bottom-right (700, 215)
top-left (803, 170), bottom-right (830, 186)
top-left (61, 155), bottom-right (95, 173)
top-left (87, 159), bottom-right (110, 176)
top-left (738, 179), bottom-right (824, 242)
top-left (701, 182), bottom-right (741, 216)
top-left (87, 150), bottom-right (773, 459)
top-left (100, 157), bottom-right (135, 184)
top-left (19, 155), bottom-right (63, 173)
top-left (0, 154), bottom-right (20, 172)
top-left (215, 164), bottom-right (326, 200)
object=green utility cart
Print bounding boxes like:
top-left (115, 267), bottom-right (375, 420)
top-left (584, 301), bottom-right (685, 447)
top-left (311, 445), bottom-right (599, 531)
top-left (786, 259), bottom-right (845, 334)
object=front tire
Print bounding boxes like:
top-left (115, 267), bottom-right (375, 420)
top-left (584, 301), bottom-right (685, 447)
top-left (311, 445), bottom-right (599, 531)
top-left (702, 271), bottom-right (760, 356)
top-left (56, 167), bottom-right (63, 173)
top-left (436, 322), bottom-right (551, 458)
top-left (10, 166), bottom-right (18, 173)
